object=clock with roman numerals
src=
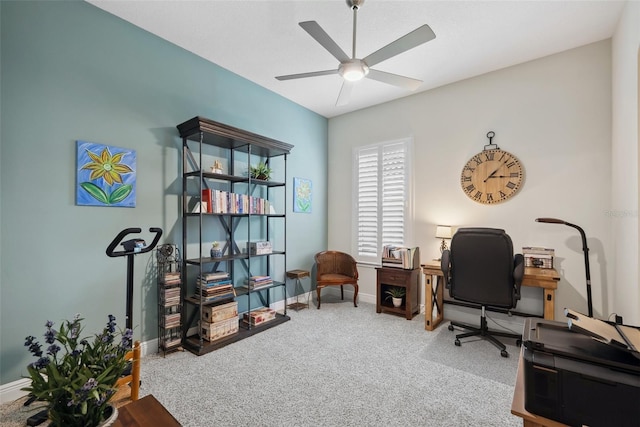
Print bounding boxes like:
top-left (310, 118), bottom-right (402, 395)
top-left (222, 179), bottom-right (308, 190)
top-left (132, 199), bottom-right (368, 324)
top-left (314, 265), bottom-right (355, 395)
top-left (460, 148), bottom-right (524, 204)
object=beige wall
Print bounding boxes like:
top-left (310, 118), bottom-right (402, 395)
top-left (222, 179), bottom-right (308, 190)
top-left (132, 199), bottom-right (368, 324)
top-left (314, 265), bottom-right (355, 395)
top-left (612, 0), bottom-right (640, 325)
top-left (328, 40), bottom-right (617, 326)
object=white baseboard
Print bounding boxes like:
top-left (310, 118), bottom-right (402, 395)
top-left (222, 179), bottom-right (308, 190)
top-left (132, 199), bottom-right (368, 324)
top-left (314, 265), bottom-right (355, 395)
top-left (0, 378), bottom-right (31, 404)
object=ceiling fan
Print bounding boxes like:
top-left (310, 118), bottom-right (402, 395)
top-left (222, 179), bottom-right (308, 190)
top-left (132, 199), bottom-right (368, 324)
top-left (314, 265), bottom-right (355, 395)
top-left (275, 0), bottom-right (436, 106)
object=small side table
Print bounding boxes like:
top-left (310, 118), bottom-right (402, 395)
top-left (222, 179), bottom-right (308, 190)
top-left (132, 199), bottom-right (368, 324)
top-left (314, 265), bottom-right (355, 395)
top-left (286, 269), bottom-right (310, 311)
top-left (376, 267), bottom-right (420, 320)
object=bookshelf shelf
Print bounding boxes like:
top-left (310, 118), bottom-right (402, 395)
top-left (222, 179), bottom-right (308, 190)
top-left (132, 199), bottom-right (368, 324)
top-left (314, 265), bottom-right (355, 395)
top-left (177, 116), bottom-right (293, 356)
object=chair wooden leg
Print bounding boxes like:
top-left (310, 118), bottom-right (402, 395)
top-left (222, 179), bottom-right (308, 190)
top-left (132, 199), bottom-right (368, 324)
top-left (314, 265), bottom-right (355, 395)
top-left (316, 286), bottom-right (322, 309)
top-left (130, 340), bottom-right (140, 401)
top-left (340, 285), bottom-right (344, 300)
top-left (353, 284), bottom-right (358, 307)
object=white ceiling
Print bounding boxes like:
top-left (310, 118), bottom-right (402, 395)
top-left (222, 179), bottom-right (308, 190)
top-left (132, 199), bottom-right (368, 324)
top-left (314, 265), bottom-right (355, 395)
top-left (87, 0), bottom-right (625, 118)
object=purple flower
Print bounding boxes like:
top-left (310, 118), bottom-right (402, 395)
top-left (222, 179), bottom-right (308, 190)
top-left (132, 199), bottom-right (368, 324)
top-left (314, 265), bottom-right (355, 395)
top-left (45, 320), bottom-right (53, 328)
top-left (27, 340), bottom-right (43, 357)
top-left (44, 329), bottom-right (56, 345)
top-left (81, 378), bottom-right (98, 391)
top-left (47, 344), bottom-right (61, 356)
top-left (33, 357), bottom-right (50, 369)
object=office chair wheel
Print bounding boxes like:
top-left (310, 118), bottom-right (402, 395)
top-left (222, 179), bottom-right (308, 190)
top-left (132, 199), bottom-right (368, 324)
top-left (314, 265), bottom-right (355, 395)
top-left (455, 339), bottom-right (461, 346)
top-left (501, 349), bottom-right (509, 358)
top-left (448, 324), bottom-right (454, 331)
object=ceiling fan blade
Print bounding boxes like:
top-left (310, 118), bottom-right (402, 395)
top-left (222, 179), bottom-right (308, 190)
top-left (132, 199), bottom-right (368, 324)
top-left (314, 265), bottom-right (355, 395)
top-left (336, 80), bottom-right (355, 106)
top-left (276, 69), bottom-right (338, 81)
top-left (299, 21), bottom-right (350, 63)
top-left (366, 69), bottom-right (422, 91)
top-left (363, 24), bottom-right (436, 68)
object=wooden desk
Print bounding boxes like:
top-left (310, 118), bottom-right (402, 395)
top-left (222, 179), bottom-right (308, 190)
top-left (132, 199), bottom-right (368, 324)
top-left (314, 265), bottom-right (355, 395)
top-left (421, 261), bottom-right (560, 331)
top-left (511, 350), bottom-right (568, 427)
top-left (114, 394), bottom-right (181, 427)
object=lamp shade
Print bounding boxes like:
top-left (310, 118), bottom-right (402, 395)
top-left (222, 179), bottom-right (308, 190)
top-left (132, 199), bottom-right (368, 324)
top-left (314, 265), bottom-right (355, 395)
top-left (435, 225), bottom-right (452, 239)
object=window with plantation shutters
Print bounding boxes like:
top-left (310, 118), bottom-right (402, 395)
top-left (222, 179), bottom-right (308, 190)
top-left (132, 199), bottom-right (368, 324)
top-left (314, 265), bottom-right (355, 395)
top-left (352, 138), bottom-right (412, 263)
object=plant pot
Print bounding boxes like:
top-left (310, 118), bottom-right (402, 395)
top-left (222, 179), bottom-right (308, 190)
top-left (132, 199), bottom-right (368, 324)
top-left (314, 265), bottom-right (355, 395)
top-left (392, 297), bottom-right (402, 308)
top-left (210, 248), bottom-right (223, 258)
top-left (99, 405), bottom-right (118, 427)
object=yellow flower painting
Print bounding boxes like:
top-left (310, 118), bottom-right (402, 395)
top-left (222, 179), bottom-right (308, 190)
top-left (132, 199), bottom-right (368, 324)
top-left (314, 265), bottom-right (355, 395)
top-left (293, 177), bottom-right (312, 213)
top-left (76, 141), bottom-right (136, 207)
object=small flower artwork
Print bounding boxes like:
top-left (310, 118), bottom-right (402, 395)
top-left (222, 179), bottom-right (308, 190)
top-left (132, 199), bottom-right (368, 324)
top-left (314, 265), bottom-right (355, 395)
top-left (293, 177), bottom-right (312, 213)
top-left (76, 141), bottom-right (136, 207)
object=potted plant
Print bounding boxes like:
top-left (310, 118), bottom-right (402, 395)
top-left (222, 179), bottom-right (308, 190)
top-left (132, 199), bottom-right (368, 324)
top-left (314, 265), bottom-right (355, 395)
top-left (384, 286), bottom-right (406, 308)
top-left (249, 162), bottom-right (272, 181)
top-left (23, 314), bottom-right (133, 427)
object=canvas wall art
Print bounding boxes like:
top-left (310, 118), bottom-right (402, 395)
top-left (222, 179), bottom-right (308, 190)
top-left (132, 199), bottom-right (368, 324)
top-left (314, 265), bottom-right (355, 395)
top-left (76, 140), bottom-right (136, 207)
top-left (293, 177), bottom-right (312, 213)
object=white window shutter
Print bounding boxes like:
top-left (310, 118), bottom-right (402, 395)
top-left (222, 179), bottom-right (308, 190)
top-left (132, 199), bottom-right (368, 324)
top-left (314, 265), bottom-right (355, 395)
top-left (356, 147), bottom-right (379, 258)
top-left (381, 142), bottom-right (406, 247)
top-left (353, 139), bottom-right (410, 263)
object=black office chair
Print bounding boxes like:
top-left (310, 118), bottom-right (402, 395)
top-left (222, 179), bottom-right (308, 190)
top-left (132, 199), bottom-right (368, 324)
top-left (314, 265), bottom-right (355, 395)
top-left (441, 227), bottom-right (524, 357)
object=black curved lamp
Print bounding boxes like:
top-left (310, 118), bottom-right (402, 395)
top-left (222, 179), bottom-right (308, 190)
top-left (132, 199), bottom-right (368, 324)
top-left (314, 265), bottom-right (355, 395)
top-left (535, 217), bottom-right (593, 317)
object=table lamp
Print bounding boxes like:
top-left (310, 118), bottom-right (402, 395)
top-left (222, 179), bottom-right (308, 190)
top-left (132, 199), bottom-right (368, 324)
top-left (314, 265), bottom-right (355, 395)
top-left (536, 217), bottom-right (593, 317)
top-left (435, 225), bottom-right (453, 254)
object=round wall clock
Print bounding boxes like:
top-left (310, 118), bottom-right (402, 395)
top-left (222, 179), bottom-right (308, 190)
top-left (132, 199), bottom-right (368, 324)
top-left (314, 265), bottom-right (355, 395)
top-left (460, 135), bottom-right (524, 204)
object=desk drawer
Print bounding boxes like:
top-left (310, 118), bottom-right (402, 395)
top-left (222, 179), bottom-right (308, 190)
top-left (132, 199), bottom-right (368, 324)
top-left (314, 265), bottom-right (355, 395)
top-left (378, 269), bottom-right (410, 286)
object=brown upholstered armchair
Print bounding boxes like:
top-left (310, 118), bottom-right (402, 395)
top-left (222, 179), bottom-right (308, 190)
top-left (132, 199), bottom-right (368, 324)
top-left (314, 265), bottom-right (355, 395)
top-left (314, 251), bottom-right (359, 309)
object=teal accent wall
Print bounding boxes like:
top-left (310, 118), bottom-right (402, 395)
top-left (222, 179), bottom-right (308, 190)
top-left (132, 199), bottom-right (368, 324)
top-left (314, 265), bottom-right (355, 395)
top-left (0, 1), bottom-right (327, 384)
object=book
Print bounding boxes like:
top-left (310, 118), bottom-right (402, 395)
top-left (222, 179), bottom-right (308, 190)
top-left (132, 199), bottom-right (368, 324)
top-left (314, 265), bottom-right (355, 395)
top-left (201, 189), bottom-right (213, 213)
top-left (198, 271), bottom-right (230, 281)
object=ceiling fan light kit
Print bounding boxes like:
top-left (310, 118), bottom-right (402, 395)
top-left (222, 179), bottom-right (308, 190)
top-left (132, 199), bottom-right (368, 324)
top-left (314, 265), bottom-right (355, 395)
top-left (339, 60), bottom-right (369, 82)
top-left (275, 0), bottom-right (435, 106)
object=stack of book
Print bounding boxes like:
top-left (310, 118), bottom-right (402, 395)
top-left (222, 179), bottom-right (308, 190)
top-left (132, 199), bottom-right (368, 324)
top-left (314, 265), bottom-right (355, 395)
top-left (161, 287), bottom-right (180, 307)
top-left (195, 271), bottom-right (235, 303)
top-left (162, 312), bottom-right (181, 329)
top-left (242, 307), bottom-right (276, 327)
top-left (247, 275), bottom-right (273, 290)
top-left (162, 271), bottom-right (181, 286)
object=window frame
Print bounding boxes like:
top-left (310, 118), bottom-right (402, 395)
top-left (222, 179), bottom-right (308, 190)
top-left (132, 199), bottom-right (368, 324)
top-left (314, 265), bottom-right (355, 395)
top-left (351, 137), bottom-right (414, 265)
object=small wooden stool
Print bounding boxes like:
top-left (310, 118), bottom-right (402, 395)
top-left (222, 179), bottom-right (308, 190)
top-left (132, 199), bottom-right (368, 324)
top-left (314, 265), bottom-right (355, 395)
top-left (286, 269), bottom-right (310, 311)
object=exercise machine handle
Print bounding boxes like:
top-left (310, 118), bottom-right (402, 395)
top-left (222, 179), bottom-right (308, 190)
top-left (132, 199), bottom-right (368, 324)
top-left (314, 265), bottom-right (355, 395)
top-left (106, 227), bottom-right (163, 257)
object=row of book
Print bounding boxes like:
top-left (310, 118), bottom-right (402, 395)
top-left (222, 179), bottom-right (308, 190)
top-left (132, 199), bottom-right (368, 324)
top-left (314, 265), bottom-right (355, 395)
top-left (381, 246), bottom-right (420, 269)
top-left (201, 189), bottom-right (272, 215)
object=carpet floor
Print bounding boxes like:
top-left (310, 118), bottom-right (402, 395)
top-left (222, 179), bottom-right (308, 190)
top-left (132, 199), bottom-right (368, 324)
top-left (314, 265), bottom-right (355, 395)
top-left (1, 297), bottom-right (521, 426)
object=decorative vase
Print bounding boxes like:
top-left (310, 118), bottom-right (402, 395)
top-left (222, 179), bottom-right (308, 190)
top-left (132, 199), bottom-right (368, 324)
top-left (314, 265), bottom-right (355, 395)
top-left (392, 297), bottom-right (402, 308)
top-left (210, 247), bottom-right (223, 258)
